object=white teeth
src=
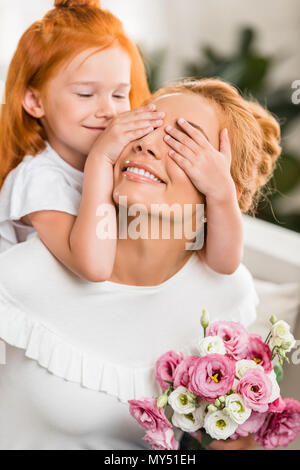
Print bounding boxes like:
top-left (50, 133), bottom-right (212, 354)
top-left (125, 167), bottom-right (162, 183)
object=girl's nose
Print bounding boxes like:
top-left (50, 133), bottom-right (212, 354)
top-left (95, 97), bottom-right (116, 119)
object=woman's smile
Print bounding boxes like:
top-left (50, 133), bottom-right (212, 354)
top-left (122, 162), bottom-right (166, 186)
top-left (122, 169), bottom-right (166, 185)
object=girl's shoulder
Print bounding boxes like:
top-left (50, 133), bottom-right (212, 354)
top-left (0, 143), bottom-right (83, 221)
top-left (8, 142), bottom-right (83, 182)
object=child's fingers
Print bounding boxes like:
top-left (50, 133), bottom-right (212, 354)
top-left (176, 118), bottom-right (213, 150)
top-left (135, 103), bottom-right (156, 112)
top-left (164, 125), bottom-right (198, 154)
top-left (122, 118), bottom-right (164, 132)
top-left (125, 126), bottom-right (155, 140)
top-left (168, 150), bottom-right (194, 175)
top-left (121, 104), bottom-right (157, 119)
top-left (122, 110), bottom-right (165, 124)
top-left (164, 135), bottom-right (195, 161)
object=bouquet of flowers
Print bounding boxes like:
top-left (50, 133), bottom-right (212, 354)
top-left (128, 310), bottom-right (300, 450)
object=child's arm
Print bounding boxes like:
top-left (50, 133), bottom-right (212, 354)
top-left (24, 155), bottom-right (116, 282)
top-left (198, 185), bottom-right (244, 274)
top-left (22, 104), bottom-right (164, 282)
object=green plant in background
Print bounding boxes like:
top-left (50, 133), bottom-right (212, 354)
top-left (184, 27), bottom-right (300, 233)
top-left (140, 27), bottom-right (300, 233)
top-left (138, 46), bottom-right (166, 96)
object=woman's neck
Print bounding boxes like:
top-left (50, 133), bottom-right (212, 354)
top-left (108, 236), bottom-right (194, 286)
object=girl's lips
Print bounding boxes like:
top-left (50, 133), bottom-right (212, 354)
top-left (83, 126), bottom-right (106, 132)
top-left (122, 170), bottom-right (166, 185)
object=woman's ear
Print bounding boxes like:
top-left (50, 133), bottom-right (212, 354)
top-left (235, 183), bottom-right (242, 201)
top-left (22, 88), bottom-right (45, 119)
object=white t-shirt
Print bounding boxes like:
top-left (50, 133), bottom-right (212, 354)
top-left (0, 142), bottom-right (83, 253)
top-left (0, 235), bottom-right (259, 450)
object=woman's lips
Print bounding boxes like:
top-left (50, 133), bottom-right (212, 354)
top-left (122, 170), bottom-right (166, 185)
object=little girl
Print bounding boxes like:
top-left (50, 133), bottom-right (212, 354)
top-left (0, 0), bottom-right (245, 281)
top-left (0, 0), bottom-right (165, 281)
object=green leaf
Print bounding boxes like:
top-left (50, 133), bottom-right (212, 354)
top-left (164, 380), bottom-right (174, 386)
top-left (199, 429), bottom-right (215, 449)
top-left (274, 363), bottom-right (284, 384)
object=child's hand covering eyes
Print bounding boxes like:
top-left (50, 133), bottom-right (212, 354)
top-left (89, 104), bottom-right (165, 165)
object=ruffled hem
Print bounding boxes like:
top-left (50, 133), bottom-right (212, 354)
top-left (0, 279), bottom-right (259, 404)
top-left (0, 285), bottom-right (161, 404)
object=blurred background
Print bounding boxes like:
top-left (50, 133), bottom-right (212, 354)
top-left (0, 0), bottom-right (299, 232)
top-left (0, 0), bottom-right (299, 451)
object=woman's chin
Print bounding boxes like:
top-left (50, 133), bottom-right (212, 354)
top-left (112, 182), bottom-right (166, 209)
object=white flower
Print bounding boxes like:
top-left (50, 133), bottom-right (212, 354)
top-left (270, 336), bottom-right (283, 348)
top-left (197, 335), bottom-right (226, 356)
top-left (204, 410), bottom-right (238, 440)
top-left (271, 320), bottom-right (290, 341)
top-left (168, 386), bottom-right (196, 414)
top-left (282, 332), bottom-right (296, 352)
top-left (270, 331), bottom-right (296, 352)
top-left (267, 369), bottom-right (281, 403)
top-left (235, 359), bottom-right (264, 379)
top-left (172, 406), bottom-right (205, 432)
top-left (225, 393), bottom-right (251, 425)
top-left (231, 378), bottom-right (240, 392)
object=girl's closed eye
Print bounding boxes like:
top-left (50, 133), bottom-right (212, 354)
top-left (77, 93), bottom-right (93, 98)
top-left (76, 93), bottom-right (128, 99)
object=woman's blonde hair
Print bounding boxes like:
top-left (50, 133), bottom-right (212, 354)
top-left (149, 78), bottom-right (281, 216)
top-left (0, 0), bottom-right (150, 188)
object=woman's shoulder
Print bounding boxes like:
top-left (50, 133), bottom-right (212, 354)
top-left (189, 255), bottom-right (259, 324)
top-left (0, 236), bottom-right (70, 295)
top-left (192, 253), bottom-right (256, 290)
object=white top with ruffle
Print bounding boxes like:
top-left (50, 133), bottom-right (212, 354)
top-left (0, 142), bottom-right (83, 253)
top-left (0, 236), bottom-right (259, 450)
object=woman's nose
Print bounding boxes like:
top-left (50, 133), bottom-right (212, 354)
top-left (132, 131), bottom-right (162, 159)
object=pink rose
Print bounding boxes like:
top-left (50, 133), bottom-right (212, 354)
top-left (206, 321), bottom-right (249, 360)
top-left (128, 398), bottom-right (172, 433)
top-left (173, 356), bottom-right (199, 389)
top-left (242, 334), bottom-right (273, 373)
top-left (237, 369), bottom-right (272, 412)
top-left (188, 354), bottom-right (235, 402)
top-left (268, 396), bottom-right (286, 413)
top-left (155, 350), bottom-right (184, 391)
top-left (255, 398), bottom-right (300, 450)
top-left (143, 428), bottom-right (179, 450)
top-left (231, 411), bottom-right (267, 439)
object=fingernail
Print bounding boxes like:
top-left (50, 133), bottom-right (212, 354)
top-left (178, 118), bottom-right (185, 124)
top-left (224, 128), bottom-right (228, 136)
top-left (165, 125), bottom-right (172, 132)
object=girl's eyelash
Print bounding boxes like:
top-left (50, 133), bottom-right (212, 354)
top-left (76, 94), bottom-right (127, 99)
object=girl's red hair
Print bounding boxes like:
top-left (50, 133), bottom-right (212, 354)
top-left (0, 0), bottom-right (150, 188)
